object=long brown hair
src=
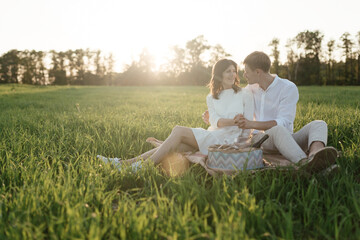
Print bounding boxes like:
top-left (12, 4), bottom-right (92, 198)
top-left (208, 59), bottom-right (241, 99)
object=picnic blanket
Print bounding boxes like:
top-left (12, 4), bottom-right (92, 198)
top-left (146, 137), bottom-right (300, 176)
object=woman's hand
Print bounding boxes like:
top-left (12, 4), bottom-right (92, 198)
top-left (202, 110), bottom-right (209, 125)
top-left (234, 114), bottom-right (252, 129)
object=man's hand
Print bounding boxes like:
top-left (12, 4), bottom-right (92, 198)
top-left (202, 110), bottom-right (209, 125)
top-left (234, 114), bottom-right (252, 129)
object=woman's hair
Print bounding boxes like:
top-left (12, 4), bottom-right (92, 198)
top-left (243, 51), bottom-right (271, 72)
top-left (208, 59), bottom-right (241, 99)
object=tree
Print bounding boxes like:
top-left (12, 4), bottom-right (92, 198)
top-left (94, 50), bottom-right (104, 76)
top-left (166, 45), bottom-right (187, 80)
top-left (208, 44), bottom-right (231, 68)
top-left (138, 48), bottom-right (155, 73)
top-left (20, 50), bottom-right (46, 85)
top-left (340, 32), bottom-right (354, 84)
top-left (357, 31), bottom-right (360, 85)
top-left (119, 49), bottom-right (156, 85)
top-left (0, 50), bottom-right (20, 83)
top-left (269, 38), bottom-right (280, 74)
top-left (35, 51), bottom-right (46, 85)
top-left (104, 53), bottom-right (114, 85)
top-left (65, 50), bottom-right (76, 84)
top-left (49, 50), bottom-right (67, 85)
top-left (285, 39), bottom-right (299, 83)
top-left (295, 30), bottom-right (324, 84)
top-left (185, 35), bottom-right (210, 68)
top-left (74, 49), bottom-right (86, 84)
top-left (326, 40), bottom-right (335, 85)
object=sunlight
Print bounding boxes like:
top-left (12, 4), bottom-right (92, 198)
top-left (146, 45), bottom-right (169, 72)
top-left (134, 41), bottom-right (172, 72)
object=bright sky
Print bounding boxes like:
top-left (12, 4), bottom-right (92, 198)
top-left (1, 0), bottom-right (360, 71)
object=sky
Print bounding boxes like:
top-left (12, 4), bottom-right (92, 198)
top-left (1, 0), bottom-right (360, 71)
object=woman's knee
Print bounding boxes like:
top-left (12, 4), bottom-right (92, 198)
top-left (171, 125), bottom-right (189, 137)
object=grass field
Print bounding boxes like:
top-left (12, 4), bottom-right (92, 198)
top-left (0, 84), bottom-right (360, 239)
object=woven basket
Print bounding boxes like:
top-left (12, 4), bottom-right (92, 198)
top-left (207, 144), bottom-right (264, 171)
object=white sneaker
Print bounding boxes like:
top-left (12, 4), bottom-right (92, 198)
top-left (131, 161), bottom-right (142, 172)
top-left (97, 155), bottom-right (122, 169)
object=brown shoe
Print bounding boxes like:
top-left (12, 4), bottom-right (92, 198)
top-left (298, 146), bottom-right (338, 173)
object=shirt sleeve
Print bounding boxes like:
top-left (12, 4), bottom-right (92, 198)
top-left (274, 84), bottom-right (299, 130)
top-left (241, 89), bottom-right (255, 137)
top-left (206, 94), bottom-right (221, 128)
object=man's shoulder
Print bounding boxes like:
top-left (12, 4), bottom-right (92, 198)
top-left (276, 76), bottom-right (297, 90)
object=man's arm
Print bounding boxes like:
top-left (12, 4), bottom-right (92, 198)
top-left (234, 114), bottom-right (277, 130)
top-left (235, 83), bottom-right (299, 131)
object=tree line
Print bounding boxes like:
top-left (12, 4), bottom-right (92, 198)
top-left (1, 30), bottom-right (360, 86)
top-left (0, 49), bottom-right (114, 85)
top-left (270, 30), bottom-right (360, 86)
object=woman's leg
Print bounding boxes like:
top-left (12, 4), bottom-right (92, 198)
top-left (123, 126), bottom-right (198, 164)
top-left (125, 142), bottom-right (196, 164)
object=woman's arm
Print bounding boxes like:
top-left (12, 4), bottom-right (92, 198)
top-left (207, 95), bottom-right (237, 128)
top-left (217, 118), bottom-right (237, 128)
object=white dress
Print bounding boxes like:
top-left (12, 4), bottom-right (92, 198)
top-left (191, 88), bottom-right (254, 155)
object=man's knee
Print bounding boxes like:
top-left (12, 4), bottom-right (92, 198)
top-left (311, 120), bottom-right (327, 126)
top-left (309, 120), bottom-right (328, 133)
top-left (266, 125), bottom-right (288, 136)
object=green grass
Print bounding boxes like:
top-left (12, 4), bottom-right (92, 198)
top-left (0, 84), bottom-right (359, 239)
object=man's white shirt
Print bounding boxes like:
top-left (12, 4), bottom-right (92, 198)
top-left (245, 75), bottom-right (299, 133)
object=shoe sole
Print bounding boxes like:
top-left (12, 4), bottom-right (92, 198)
top-left (305, 147), bottom-right (338, 173)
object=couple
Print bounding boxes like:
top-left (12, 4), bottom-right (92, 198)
top-left (99, 51), bottom-right (338, 173)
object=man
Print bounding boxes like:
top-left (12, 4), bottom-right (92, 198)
top-left (203, 51), bottom-right (338, 172)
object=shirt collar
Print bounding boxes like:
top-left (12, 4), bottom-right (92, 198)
top-left (265, 75), bottom-right (279, 92)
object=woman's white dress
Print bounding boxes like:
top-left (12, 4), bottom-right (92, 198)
top-left (191, 88), bottom-right (254, 155)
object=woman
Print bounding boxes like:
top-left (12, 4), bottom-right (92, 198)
top-left (98, 59), bottom-right (254, 169)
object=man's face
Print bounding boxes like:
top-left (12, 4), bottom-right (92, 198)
top-left (243, 64), bottom-right (258, 85)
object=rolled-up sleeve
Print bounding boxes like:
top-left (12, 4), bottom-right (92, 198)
top-left (206, 94), bottom-right (221, 128)
top-left (243, 89), bottom-right (254, 121)
top-left (242, 89), bottom-right (255, 137)
top-left (274, 85), bottom-right (299, 130)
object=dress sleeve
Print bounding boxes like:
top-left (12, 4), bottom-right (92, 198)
top-left (206, 94), bottom-right (221, 128)
top-left (274, 84), bottom-right (298, 130)
top-left (241, 89), bottom-right (254, 137)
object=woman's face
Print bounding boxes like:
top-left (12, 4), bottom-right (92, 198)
top-left (222, 64), bottom-right (237, 89)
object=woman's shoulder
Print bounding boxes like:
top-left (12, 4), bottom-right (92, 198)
top-left (206, 93), bottom-right (214, 99)
top-left (206, 93), bottom-right (215, 103)
top-left (238, 87), bottom-right (250, 95)
top-left (239, 88), bottom-right (253, 101)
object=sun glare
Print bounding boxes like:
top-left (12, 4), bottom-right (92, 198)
top-left (141, 43), bottom-right (171, 72)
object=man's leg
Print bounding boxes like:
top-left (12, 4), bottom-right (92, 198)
top-left (291, 120), bottom-right (338, 172)
top-left (252, 126), bottom-right (307, 163)
top-left (292, 120), bottom-right (328, 157)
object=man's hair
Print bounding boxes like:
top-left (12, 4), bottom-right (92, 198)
top-left (243, 51), bottom-right (271, 72)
